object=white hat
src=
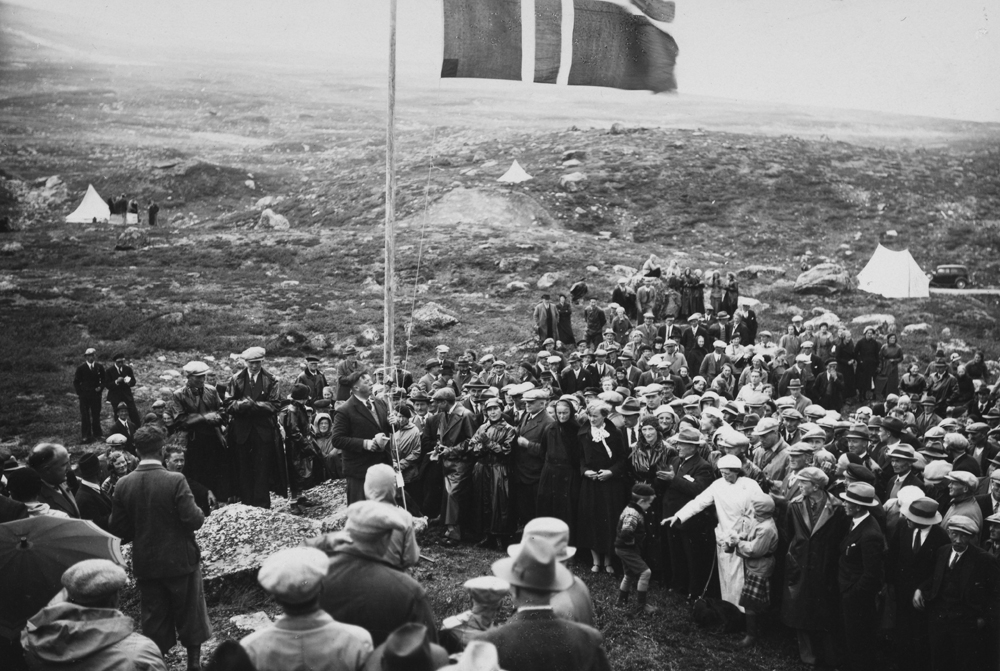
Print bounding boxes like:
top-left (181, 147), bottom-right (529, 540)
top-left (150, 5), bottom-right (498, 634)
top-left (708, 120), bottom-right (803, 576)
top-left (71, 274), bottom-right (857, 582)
top-left (717, 454), bottom-right (743, 470)
top-left (643, 383), bottom-right (664, 395)
top-left (84, 347), bottom-right (97, 355)
top-left (713, 340), bottom-right (727, 349)
top-left (258, 547), bottom-right (330, 603)
top-left (105, 434), bottom-right (128, 446)
top-left (182, 361), bottom-right (211, 376)
top-left (436, 345), bottom-right (450, 353)
top-left (241, 346), bottom-right (266, 361)
top-left (547, 355), bottom-right (562, 364)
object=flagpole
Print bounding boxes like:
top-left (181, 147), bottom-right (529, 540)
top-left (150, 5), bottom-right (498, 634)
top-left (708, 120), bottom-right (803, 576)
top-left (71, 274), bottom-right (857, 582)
top-left (384, 0), bottom-right (397, 389)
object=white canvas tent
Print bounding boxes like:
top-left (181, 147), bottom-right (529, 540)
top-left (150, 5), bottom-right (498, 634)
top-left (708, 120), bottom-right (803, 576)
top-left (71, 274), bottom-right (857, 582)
top-left (857, 244), bottom-right (930, 298)
top-left (497, 160), bottom-right (532, 184)
top-left (65, 184), bottom-right (111, 223)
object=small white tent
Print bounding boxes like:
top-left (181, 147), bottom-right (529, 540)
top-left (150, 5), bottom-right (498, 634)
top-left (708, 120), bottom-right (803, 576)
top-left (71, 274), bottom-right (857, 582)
top-left (857, 244), bottom-right (930, 298)
top-left (497, 160), bottom-right (532, 184)
top-left (66, 184), bottom-right (111, 224)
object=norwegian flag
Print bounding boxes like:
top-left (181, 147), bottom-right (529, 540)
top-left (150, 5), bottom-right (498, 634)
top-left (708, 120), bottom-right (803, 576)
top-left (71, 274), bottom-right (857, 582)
top-left (442, 0), bottom-right (679, 93)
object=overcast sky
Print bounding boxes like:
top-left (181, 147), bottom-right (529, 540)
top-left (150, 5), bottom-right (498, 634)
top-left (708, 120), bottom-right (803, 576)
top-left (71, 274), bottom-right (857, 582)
top-left (3, 0), bottom-right (997, 122)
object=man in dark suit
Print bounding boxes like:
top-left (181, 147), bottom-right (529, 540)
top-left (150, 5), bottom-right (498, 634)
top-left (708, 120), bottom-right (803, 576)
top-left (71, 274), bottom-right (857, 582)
top-left (481, 535), bottom-right (612, 671)
top-left (108, 405), bottom-right (138, 455)
top-left (698, 340), bottom-right (732, 384)
top-left (332, 370), bottom-right (392, 504)
top-left (706, 311), bottom-right (734, 344)
top-left (559, 353), bottom-right (593, 395)
top-left (837, 482), bottom-right (885, 671)
top-left (966, 422), bottom-right (1000, 475)
top-left (225, 347), bottom-right (286, 509)
top-left (422, 387), bottom-right (476, 542)
top-left (512, 389), bottom-right (555, 532)
top-left (105, 352), bottom-right (140, 426)
top-left (977, 470), bottom-right (1000, 542)
top-left (659, 426), bottom-right (716, 600)
top-left (27, 442), bottom-right (80, 518)
top-left (110, 426), bottom-right (211, 670)
top-left (75, 452), bottom-right (113, 530)
top-left (885, 444), bottom-right (924, 500)
top-left (679, 313), bottom-right (708, 353)
top-left (886, 497), bottom-right (949, 671)
top-left (320, 500), bottom-right (438, 647)
top-left (914, 515), bottom-right (999, 671)
top-left (73, 347), bottom-right (106, 442)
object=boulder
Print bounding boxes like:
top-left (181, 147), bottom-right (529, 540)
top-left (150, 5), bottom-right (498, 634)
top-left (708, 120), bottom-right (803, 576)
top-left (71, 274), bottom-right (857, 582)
top-left (359, 327), bottom-right (380, 344)
top-left (563, 149), bottom-right (587, 161)
top-left (506, 281), bottom-right (529, 292)
top-left (736, 265), bottom-right (786, 280)
top-left (258, 208), bottom-right (290, 230)
top-left (1, 242), bottom-right (23, 253)
top-left (901, 323), bottom-right (931, 336)
top-left (307, 334), bottom-right (328, 350)
top-left (793, 263), bottom-right (852, 295)
top-left (559, 172), bottom-right (587, 192)
top-left (537, 272), bottom-right (561, 290)
top-left (496, 255), bottom-right (540, 272)
top-left (612, 265), bottom-right (638, 279)
top-left (254, 196), bottom-right (276, 209)
top-left (412, 302), bottom-right (459, 333)
top-left (114, 227), bottom-right (148, 251)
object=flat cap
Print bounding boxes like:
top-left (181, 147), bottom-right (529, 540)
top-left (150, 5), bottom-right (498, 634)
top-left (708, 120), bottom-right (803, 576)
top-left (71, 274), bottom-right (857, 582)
top-left (182, 361), bottom-right (211, 376)
top-left (945, 470), bottom-right (978, 489)
top-left (431, 387), bottom-right (456, 402)
top-left (752, 417), bottom-right (780, 435)
top-left (523, 389), bottom-right (550, 401)
top-left (793, 466), bottom-right (828, 487)
top-left (84, 347), bottom-right (97, 355)
top-left (463, 576), bottom-right (511, 604)
top-left (946, 514), bottom-right (980, 536)
top-left (258, 547), bottom-right (330, 603)
top-left (62, 559), bottom-right (127, 605)
top-left (105, 434), bottom-right (128, 446)
top-left (787, 442), bottom-right (813, 456)
top-left (240, 346), bottom-right (266, 361)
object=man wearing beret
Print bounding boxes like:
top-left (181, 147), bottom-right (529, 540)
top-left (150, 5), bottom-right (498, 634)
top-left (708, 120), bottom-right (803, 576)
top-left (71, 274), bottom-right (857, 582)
top-left (111, 426), bottom-right (211, 670)
top-left (74, 347), bottom-right (106, 443)
top-left (836, 482), bottom-right (885, 671)
top-left (21, 559), bottom-right (165, 670)
top-left (225, 347), bottom-right (286, 508)
top-left (332, 371), bottom-right (392, 504)
top-left (165, 361), bottom-right (233, 504)
top-left (914, 515), bottom-right (1000, 671)
top-left (479, 536), bottom-right (611, 671)
top-left (242, 547), bottom-right (372, 671)
top-left (320, 501), bottom-right (438, 647)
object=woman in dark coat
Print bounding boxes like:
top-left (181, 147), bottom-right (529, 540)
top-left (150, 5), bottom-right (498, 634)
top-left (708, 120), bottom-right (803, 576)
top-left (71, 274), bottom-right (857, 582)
top-left (577, 401), bottom-right (629, 574)
top-left (691, 271), bottom-right (706, 317)
top-left (782, 472), bottom-right (849, 667)
top-left (470, 398), bottom-right (518, 547)
top-left (835, 329), bottom-right (857, 401)
top-left (626, 417), bottom-right (676, 577)
top-left (685, 335), bottom-right (708, 377)
top-left (876, 332), bottom-right (904, 398)
top-left (721, 272), bottom-right (739, 317)
top-left (678, 268), bottom-right (695, 321)
top-left (556, 294), bottom-right (575, 346)
top-left (899, 362), bottom-right (927, 397)
top-left (536, 399), bottom-right (582, 538)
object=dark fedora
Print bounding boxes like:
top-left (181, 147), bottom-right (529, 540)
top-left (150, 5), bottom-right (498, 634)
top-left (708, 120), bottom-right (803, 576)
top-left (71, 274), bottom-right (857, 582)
top-left (881, 416), bottom-right (906, 435)
top-left (371, 623), bottom-right (449, 671)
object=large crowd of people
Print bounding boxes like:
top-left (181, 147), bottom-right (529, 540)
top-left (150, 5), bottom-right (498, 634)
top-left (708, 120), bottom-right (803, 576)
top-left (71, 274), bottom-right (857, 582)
top-left (2, 274), bottom-right (1000, 671)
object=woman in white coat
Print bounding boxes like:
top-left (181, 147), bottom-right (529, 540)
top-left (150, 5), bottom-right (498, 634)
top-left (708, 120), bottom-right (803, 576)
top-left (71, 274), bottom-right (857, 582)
top-left (665, 454), bottom-right (763, 610)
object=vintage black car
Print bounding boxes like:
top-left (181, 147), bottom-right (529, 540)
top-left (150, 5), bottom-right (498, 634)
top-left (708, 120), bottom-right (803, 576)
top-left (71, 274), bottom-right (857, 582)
top-left (927, 264), bottom-right (971, 289)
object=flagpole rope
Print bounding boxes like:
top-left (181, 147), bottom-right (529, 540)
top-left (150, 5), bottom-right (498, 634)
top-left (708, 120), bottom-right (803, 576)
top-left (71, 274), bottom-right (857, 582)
top-left (399, 125), bottom-right (439, 383)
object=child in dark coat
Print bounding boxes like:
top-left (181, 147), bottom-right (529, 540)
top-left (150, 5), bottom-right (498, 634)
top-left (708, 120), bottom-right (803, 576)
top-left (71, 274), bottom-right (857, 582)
top-left (615, 483), bottom-right (658, 614)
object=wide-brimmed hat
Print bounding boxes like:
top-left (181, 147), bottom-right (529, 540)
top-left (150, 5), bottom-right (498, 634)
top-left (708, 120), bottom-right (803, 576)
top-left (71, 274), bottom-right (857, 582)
top-left (617, 397), bottom-right (642, 416)
top-left (839, 482), bottom-right (878, 507)
top-left (507, 517), bottom-right (576, 561)
top-left (901, 497), bottom-right (942, 526)
top-left (372, 623), bottom-right (450, 671)
top-left (492, 536), bottom-right (573, 592)
top-left (439, 641), bottom-right (506, 671)
top-left (881, 417), bottom-right (906, 434)
top-left (886, 445), bottom-right (918, 461)
top-left (845, 424), bottom-right (870, 440)
top-left (675, 426), bottom-right (703, 446)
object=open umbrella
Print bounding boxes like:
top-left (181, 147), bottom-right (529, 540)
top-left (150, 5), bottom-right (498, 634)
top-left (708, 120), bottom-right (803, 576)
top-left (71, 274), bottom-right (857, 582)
top-left (0, 516), bottom-right (124, 634)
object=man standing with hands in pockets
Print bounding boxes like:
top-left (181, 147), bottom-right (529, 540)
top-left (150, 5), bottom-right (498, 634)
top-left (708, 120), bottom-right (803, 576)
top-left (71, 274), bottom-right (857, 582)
top-left (332, 371), bottom-right (391, 504)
